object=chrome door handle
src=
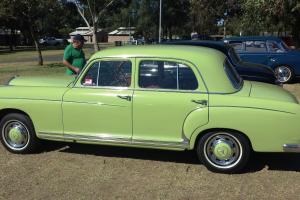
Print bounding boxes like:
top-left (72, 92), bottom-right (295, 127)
top-left (117, 95), bottom-right (132, 101)
top-left (191, 99), bottom-right (207, 106)
top-left (268, 57), bottom-right (276, 62)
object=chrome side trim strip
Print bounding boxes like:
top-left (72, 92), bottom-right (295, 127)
top-left (283, 144), bottom-right (300, 153)
top-left (210, 105), bottom-right (295, 115)
top-left (38, 132), bottom-right (189, 149)
top-left (133, 139), bottom-right (189, 148)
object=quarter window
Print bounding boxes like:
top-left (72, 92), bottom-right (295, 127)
top-left (82, 60), bottom-right (132, 87)
top-left (139, 60), bottom-right (198, 90)
top-left (82, 62), bottom-right (99, 86)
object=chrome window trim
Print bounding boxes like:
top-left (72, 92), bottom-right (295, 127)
top-left (73, 56), bottom-right (242, 95)
top-left (137, 59), bottom-right (202, 92)
top-left (96, 61), bottom-right (100, 86)
top-left (75, 56), bottom-right (209, 93)
top-left (133, 88), bottom-right (207, 94)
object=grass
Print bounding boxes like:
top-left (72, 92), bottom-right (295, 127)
top-left (0, 48), bottom-right (93, 66)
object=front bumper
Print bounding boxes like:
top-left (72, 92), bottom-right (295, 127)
top-left (283, 144), bottom-right (300, 152)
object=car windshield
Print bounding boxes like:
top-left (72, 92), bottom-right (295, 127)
top-left (228, 48), bottom-right (241, 64)
top-left (224, 59), bottom-right (243, 90)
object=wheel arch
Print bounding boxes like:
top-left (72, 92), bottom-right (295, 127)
top-left (0, 108), bottom-right (31, 123)
top-left (191, 128), bottom-right (253, 151)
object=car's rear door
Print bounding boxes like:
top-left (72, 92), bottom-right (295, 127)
top-left (132, 58), bottom-right (209, 147)
top-left (62, 58), bottom-right (134, 142)
top-left (234, 40), bottom-right (270, 66)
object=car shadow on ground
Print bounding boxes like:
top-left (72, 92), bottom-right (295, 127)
top-left (39, 141), bottom-right (300, 173)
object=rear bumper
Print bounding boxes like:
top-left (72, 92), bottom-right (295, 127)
top-left (283, 144), bottom-right (300, 152)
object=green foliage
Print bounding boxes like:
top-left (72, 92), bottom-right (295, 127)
top-left (0, 0), bottom-right (300, 45)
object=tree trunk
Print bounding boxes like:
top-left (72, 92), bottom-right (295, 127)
top-left (92, 22), bottom-right (99, 52)
top-left (168, 27), bottom-right (172, 40)
top-left (9, 28), bottom-right (14, 51)
top-left (29, 26), bottom-right (43, 66)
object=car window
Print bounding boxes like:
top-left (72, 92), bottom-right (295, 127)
top-left (267, 41), bottom-right (284, 53)
top-left (82, 60), bottom-right (132, 87)
top-left (82, 62), bottom-right (100, 86)
top-left (228, 48), bottom-right (241, 64)
top-left (229, 41), bottom-right (244, 51)
top-left (245, 41), bottom-right (267, 53)
top-left (178, 64), bottom-right (198, 90)
top-left (224, 59), bottom-right (242, 89)
top-left (139, 60), bottom-right (198, 90)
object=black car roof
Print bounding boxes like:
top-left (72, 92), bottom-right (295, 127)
top-left (162, 40), bottom-right (231, 55)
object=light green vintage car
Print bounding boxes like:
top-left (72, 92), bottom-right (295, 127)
top-left (0, 45), bottom-right (300, 173)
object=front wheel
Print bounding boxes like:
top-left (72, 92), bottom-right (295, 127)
top-left (0, 113), bottom-right (39, 154)
top-left (274, 65), bottom-right (294, 83)
top-left (196, 131), bottom-right (251, 173)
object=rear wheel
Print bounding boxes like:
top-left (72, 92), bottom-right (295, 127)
top-left (196, 131), bottom-right (251, 173)
top-left (0, 113), bottom-right (39, 154)
top-left (274, 65), bottom-right (294, 83)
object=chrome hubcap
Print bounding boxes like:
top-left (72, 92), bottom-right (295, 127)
top-left (275, 66), bottom-right (291, 83)
top-left (2, 120), bottom-right (29, 150)
top-left (205, 133), bottom-right (241, 168)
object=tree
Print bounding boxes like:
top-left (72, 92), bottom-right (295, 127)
top-left (74, 0), bottom-right (120, 51)
top-left (0, 0), bottom-right (60, 65)
top-left (134, 0), bottom-right (159, 41)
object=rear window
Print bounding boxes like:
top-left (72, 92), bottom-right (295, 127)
top-left (229, 41), bottom-right (244, 51)
top-left (224, 59), bottom-right (242, 89)
top-left (228, 48), bottom-right (241, 64)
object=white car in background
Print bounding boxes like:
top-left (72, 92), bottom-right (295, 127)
top-left (39, 37), bottom-right (64, 46)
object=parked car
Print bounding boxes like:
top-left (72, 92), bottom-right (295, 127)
top-left (0, 45), bottom-right (300, 173)
top-left (163, 40), bottom-right (277, 85)
top-left (224, 36), bottom-right (300, 83)
top-left (39, 37), bottom-right (64, 46)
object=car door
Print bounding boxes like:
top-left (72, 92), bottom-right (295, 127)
top-left (132, 58), bottom-right (209, 146)
top-left (62, 58), bottom-right (134, 142)
top-left (237, 41), bottom-right (270, 65)
top-left (266, 40), bottom-right (286, 68)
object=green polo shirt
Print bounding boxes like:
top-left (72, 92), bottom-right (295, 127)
top-left (63, 44), bottom-right (86, 75)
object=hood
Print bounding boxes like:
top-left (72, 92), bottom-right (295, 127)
top-left (8, 76), bottom-right (76, 87)
top-left (250, 81), bottom-right (298, 103)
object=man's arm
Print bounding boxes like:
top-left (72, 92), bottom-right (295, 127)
top-left (63, 59), bottom-right (80, 74)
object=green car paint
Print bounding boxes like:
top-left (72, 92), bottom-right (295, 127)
top-left (0, 45), bottom-right (300, 153)
top-left (9, 75), bottom-right (75, 87)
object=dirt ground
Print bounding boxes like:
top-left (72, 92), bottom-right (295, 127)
top-left (1, 143), bottom-right (300, 200)
top-left (0, 67), bottom-right (300, 199)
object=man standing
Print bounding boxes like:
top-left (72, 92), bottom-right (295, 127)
top-left (63, 34), bottom-right (86, 75)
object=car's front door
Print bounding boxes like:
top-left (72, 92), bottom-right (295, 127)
top-left (132, 59), bottom-right (209, 147)
top-left (62, 59), bottom-right (134, 142)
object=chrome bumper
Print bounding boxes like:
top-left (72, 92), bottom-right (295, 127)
top-left (283, 144), bottom-right (300, 152)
